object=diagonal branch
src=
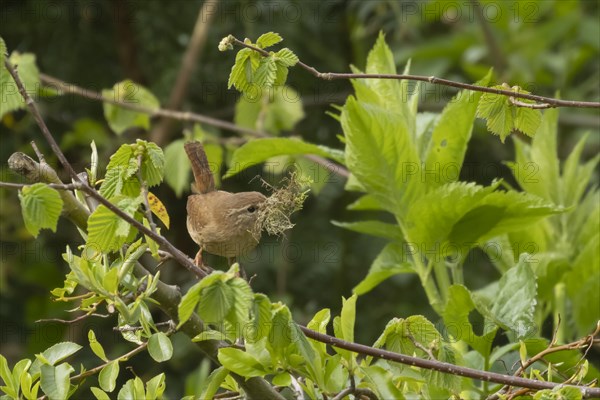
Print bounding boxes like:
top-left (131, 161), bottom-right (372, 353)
top-left (227, 36), bottom-right (600, 109)
top-left (5, 59), bottom-right (207, 279)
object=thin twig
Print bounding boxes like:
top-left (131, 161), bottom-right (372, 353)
top-left (38, 73), bottom-right (349, 178)
top-left (0, 181), bottom-right (81, 190)
top-left (299, 325), bottom-right (600, 398)
top-left (30, 141), bottom-right (45, 163)
top-left (487, 323), bottom-right (600, 399)
top-left (5, 59), bottom-right (207, 279)
top-left (36, 313), bottom-right (110, 324)
top-left (228, 36), bottom-right (600, 109)
top-left (509, 96), bottom-right (551, 109)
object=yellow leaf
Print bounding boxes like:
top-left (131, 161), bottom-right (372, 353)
top-left (147, 192), bottom-right (170, 229)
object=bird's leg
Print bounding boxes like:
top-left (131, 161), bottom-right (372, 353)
top-left (194, 249), bottom-right (204, 267)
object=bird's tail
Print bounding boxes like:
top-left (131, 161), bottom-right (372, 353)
top-left (184, 141), bottom-right (215, 194)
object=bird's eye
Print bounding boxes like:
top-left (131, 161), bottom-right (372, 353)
top-left (247, 206), bottom-right (256, 213)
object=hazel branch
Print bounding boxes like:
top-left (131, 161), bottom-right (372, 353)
top-left (227, 35), bottom-right (600, 109)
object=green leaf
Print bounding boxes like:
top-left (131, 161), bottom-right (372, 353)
top-left (40, 363), bottom-right (72, 400)
top-left (353, 243), bottom-right (414, 295)
top-left (272, 372), bottom-right (292, 386)
top-left (274, 48), bottom-right (298, 67)
top-left (228, 48), bottom-right (253, 92)
top-left (88, 330), bottom-right (108, 362)
top-left (29, 342), bottom-right (82, 376)
top-left (18, 183), bottom-right (63, 237)
top-left (474, 255), bottom-right (537, 338)
top-left (234, 86), bottom-right (305, 134)
top-left (224, 138), bottom-right (342, 178)
top-left (248, 294), bottom-right (273, 342)
top-left (346, 194), bottom-right (383, 211)
top-left (341, 96), bottom-right (422, 217)
top-left (90, 387), bottom-right (111, 400)
top-left (424, 71), bottom-right (491, 190)
top-left (102, 80), bottom-right (159, 134)
top-left (99, 144), bottom-right (139, 198)
top-left (476, 85), bottom-right (541, 142)
top-left (140, 141), bottom-right (165, 187)
top-left (0, 52), bottom-right (40, 118)
top-left (340, 294), bottom-right (357, 343)
top-left (405, 181), bottom-right (562, 257)
top-left (199, 367), bottom-right (229, 400)
top-left (145, 373), bottom-right (166, 399)
top-left (256, 32), bottom-right (282, 49)
top-left (254, 56), bottom-right (277, 88)
top-left (364, 32), bottom-right (403, 107)
top-left (87, 196), bottom-right (142, 252)
top-left (217, 348), bottom-right (268, 378)
top-left (198, 280), bottom-right (234, 323)
top-left (204, 142), bottom-right (224, 188)
top-left (98, 361), bottom-right (119, 392)
top-left (331, 220), bottom-right (403, 242)
top-left (361, 365), bottom-right (406, 400)
top-left (306, 309), bottom-right (330, 355)
top-left (442, 285), bottom-right (497, 356)
top-left (164, 139), bottom-right (191, 197)
top-left (148, 333), bottom-right (173, 363)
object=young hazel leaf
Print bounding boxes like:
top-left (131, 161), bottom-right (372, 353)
top-left (274, 48), bottom-right (298, 67)
top-left (253, 56), bottom-right (278, 88)
top-left (18, 183), bottom-right (63, 237)
top-left (87, 196), bottom-right (142, 253)
top-left (228, 48), bottom-right (252, 92)
top-left (256, 32), bottom-right (282, 49)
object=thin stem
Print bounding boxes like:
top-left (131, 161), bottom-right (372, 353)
top-left (0, 181), bottom-right (81, 191)
top-left (38, 73), bottom-right (349, 179)
top-left (5, 59), bottom-right (207, 279)
top-left (433, 260), bottom-right (451, 302)
top-left (229, 36), bottom-right (600, 109)
top-left (299, 325), bottom-right (600, 398)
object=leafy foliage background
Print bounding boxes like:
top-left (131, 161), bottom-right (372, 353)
top-left (1, 0), bottom-right (599, 397)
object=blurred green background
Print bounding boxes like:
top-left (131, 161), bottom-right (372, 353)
top-left (1, 0), bottom-right (598, 397)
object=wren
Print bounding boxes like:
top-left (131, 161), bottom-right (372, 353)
top-left (184, 141), bottom-right (266, 266)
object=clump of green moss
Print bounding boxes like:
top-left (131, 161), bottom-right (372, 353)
top-left (251, 172), bottom-right (311, 240)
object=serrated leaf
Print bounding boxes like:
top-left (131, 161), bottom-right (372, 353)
top-left (253, 56), bottom-right (277, 88)
top-left (256, 32), bottom-right (282, 49)
top-left (405, 181), bottom-right (562, 257)
top-left (18, 183), bottom-right (63, 237)
top-left (98, 361), bottom-right (119, 392)
top-left (477, 86), bottom-right (542, 142)
top-left (224, 138), bottom-right (342, 178)
top-left (102, 80), bottom-right (159, 134)
top-left (40, 363), bottom-right (72, 400)
top-left (474, 255), bottom-right (537, 338)
top-left (140, 141), bottom-right (164, 186)
top-left (87, 196), bottom-right (142, 252)
top-left (0, 52), bottom-right (40, 118)
top-left (88, 330), bottom-right (108, 362)
top-left (198, 280), bottom-right (234, 323)
top-left (164, 139), bottom-right (191, 197)
top-left (217, 348), bottom-right (268, 378)
top-left (341, 96), bottom-right (422, 217)
top-left (353, 243), bottom-right (414, 295)
top-left (147, 332), bottom-right (173, 363)
top-left (228, 48), bottom-right (252, 92)
top-left (274, 48), bottom-right (298, 67)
